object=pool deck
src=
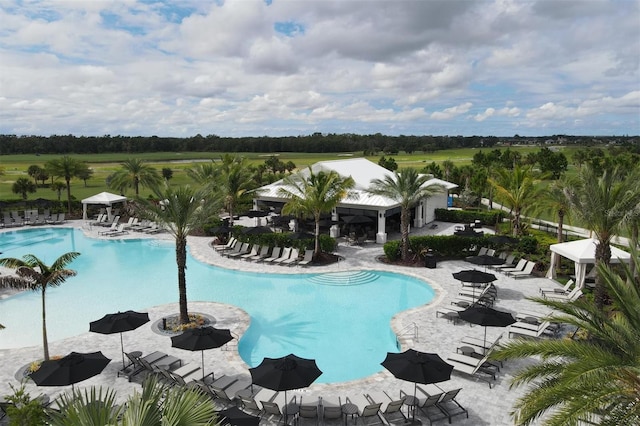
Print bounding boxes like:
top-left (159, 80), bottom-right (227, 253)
top-left (0, 219), bottom-right (558, 425)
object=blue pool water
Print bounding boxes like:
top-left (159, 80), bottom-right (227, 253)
top-left (0, 228), bottom-right (435, 383)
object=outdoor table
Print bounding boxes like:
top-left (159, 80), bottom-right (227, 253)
top-left (154, 355), bottom-right (181, 371)
top-left (402, 395), bottom-right (419, 421)
top-left (282, 402), bottom-right (299, 425)
top-left (457, 346), bottom-right (476, 357)
top-left (341, 402), bottom-right (358, 425)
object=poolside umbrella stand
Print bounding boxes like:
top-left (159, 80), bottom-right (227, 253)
top-left (89, 310), bottom-right (150, 368)
top-left (30, 351), bottom-right (110, 391)
top-left (217, 406), bottom-right (260, 426)
top-left (171, 326), bottom-right (233, 380)
top-left (382, 350), bottom-right (453, 425)
top-left (458, 307), bottom-right (516, 354)
top-left (249, 354), bottom-right (322, 421)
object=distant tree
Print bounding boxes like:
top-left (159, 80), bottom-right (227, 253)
top-left (537, 147), bottom-right (568, 179)
top-left (186, 162), bottom-right (216, 185)
top-left (0, 252), bottom-right (80, 360)
top-left (109, 158), bottom-right (162, 196)
top-left (378, 156), bottom-right (398, 171)
top-left (162, 167), bottom-right (173, 181)
top-left (265, 156), bottom-right (285, 174)
top-left (27, 165), bottom-right (43, 185)
top-left (50, 181), bottom-right (66, 201)
top-left (284, 161), bottom-right (296, 173)
top-left (489, 165), bottom-right (542, 236)
top-left (422, 162), bottom-right (443, 179)
top-left (46, 156), bottom-right (87, 213)
top-left (441, 160), bottom-right (455, 181)
top-left (76, 166), bottom-right (93, 187)
top-left (36, 168), bottom-right (49, 186)
top-left (12, 177), bottom-right (37, 200)
top-left (213, 155), bottom-right (257, 226)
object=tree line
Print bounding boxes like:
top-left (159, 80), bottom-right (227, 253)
top-left (0, 133), bottom-right (636, 155)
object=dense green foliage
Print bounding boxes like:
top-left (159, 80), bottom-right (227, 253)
top-left (434, 208), bottom-right (505, 225)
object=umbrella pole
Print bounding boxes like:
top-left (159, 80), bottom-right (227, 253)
top-left (483, 326), bottom-right (488, 355)
top-left (412, 382), bottom-right (417, 423)
top-left (202, 350), bottom-right (205, 380)
top-left (120, 332), bottom-right (125, 368)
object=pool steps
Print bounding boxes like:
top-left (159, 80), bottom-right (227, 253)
top-left (306, 271), bottom-right (379, 286)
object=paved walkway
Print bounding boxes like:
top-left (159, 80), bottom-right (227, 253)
top-left (0, 219), bottom-right (558, 425)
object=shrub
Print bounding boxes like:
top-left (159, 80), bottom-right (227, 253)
top-left (435, 208), bottom-right (505, 226)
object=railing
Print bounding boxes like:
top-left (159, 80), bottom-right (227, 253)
top-left (397, 322), bottom-right (419, 346)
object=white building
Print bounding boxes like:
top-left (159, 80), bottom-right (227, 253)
top-left (253, 158), bottom-right (457, 243)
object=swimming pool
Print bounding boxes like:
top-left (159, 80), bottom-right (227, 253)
top-left (0, 227), bottom-right (435, 383)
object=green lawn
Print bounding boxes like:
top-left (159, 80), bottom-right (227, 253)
top-left (0, 146), bottom-right (572, 200)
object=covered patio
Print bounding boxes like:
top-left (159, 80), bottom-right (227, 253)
top-left (81, 192), bottom-right (128, 221)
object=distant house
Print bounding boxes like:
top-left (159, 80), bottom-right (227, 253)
top-left (253, 158), bottom-right (457, 243)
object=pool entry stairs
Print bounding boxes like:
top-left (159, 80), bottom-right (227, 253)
top-left (306, 270), bottom-right (379, 286)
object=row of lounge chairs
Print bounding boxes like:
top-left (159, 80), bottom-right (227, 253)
top-left (1, 211), bottom-right (65, 227)
top-left (477, 248), bottom-right (537, 279)
top-left (216, 238), bottom-right (314, 266)
top-left (92, 215), bottom-right (164, 236)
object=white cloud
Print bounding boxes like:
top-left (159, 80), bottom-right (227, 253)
top-left (430, 102), bottom-right (473, 120)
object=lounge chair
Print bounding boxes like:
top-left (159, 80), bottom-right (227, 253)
top-left (320, 396), bottom-right (344, 426)
top-left (434, 388), bottom-right (468, 423)
top-left (272, 247), bottom-right (292, 263)
top-left (460, 333), bottom-right (504, 354)
top-left (543, 286), bottom-right (583, 302)
top-left (168, 363), bottom-right (201, 386)
top-left (445, 352), bottom-right (498, 387)
top-left (477, 247), bottom-right (488, 256)
top-left (224, 242), bottom-right (248, 258)
top-left (214, 237), bottom-right (237, 253)
top-left (119, 350), bottom-right (170, 381)
top-left (498, 258), bottom-right (527, 274)
top-left (240, 245), bottom-right (260, 260)
top-left (508, 320), bottom-right (557, 339)
top-left (260, 246), bottom-right (282, 263)
top-left (99, 215), bottom-right (120, 227)
top-left (210, 377), bottom-right (252, 407)
top-left (540, 279), bottom-right (574, 296)
top-left (131, 219), bottom-right (151, 232)
top-left (367, 391), bottom-right (406, 424)
top-left (412, 387), bottom-right (448, 424)
top-left (297, 396), bottom-right (321, 426)
top-left (98, 221), bottom-right (120, 235)
top-left (262, 393), bottom-right (297, 425)
top-left (297, 249), bottom-right (314, 267)
top-left (346, 394), bottom-right (382, 426)
top-left (246, 245), bottom-right (270, 262)
top-left (490, 254), bottom-right (516, 271)
top-left (507, 260), bottom-right (536, 278)
top-left (143, 222), bottom-right (162, 234)
top-left (281, 248), bottom-right (300, 266)
top-left (105, 223), bottom-right (128, 237)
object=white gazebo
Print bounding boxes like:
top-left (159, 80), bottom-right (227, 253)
top-left (81, 192), bottom-right (127, 221)
top-left (546, 238), bottom-right (631, 288)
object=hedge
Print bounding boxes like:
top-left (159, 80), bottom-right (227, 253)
top-left (434, 208), bottom-right (505, 226)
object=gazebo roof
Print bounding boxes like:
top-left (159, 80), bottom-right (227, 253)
top-left (81, 192), bottom-right (127, 205)
top-left (550, 238), bottom-right (630, 264)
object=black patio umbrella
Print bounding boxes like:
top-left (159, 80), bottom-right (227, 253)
top-left (217, 406), bottom-right (260, 426)
top-left (381, 350), bottom-right (453, 424)
top-left (465, 255), bottom-right (505, 271)
top-left (171, 326), bottom-right (233, 380)
top-left (452, 270), bottom-right (497, 284)
top-left (249, 354), bottom-right (322, 419)
top-left (242, 226), bottom-right (273, 235)
top-left (318, 218), bottom-right (339, 227)
top-left (458, 307), bottom-right (516, 354)
top-left (247, 210), bottom-right (270, 218)
top-left (488, 235), bottom-right (519, 245)
top-left (90, 310), bottom-right (150, 368)
top-left (30, 351), bottom-right (110, 390)
top-left (342, 215), bottom-right (374, 225)
top-left (287, 231), bottom-right (315, 241)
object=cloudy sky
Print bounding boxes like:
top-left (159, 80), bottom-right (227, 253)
top-left (1, 0), bottom-right (639, 137)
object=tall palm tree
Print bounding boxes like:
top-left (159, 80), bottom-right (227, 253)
top-left (278, 167), bottom-right (356, 256)
top-left (491, 248), bottom-right (640, 426)
top-left (214, 155), bottom-right (257, 226)
top-left (109, 158), bottom-right (162, 196)
top-left (367, 168), bottom-right (442, 262)
top-left (48, 376), bottom-right (217, 425)
top-left (12, 177), bottom-right (37, 200)
top-left (563, 164), bottom-right (640, 309)
top-left (46, 156), bottom-right (88, 213)
top-left (489, 165), bottom-right (542, 237)
top-left (136, 185), bottom-right (221, 324)
top-left (0, 252), bottom-right (80, 360)
top-left (534, 179), bottom-right (571, 243)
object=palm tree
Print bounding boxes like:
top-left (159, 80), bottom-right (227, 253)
top-left (109, 158), bottom-right (162, 196)
top-left (489, 165), bottom-right (542, 237)
top-left (367, 168), bottom-right (442, 262)
top-left (51, 181), bottom-right (67, 201)
top-left (563, 164), bottom-right (640, 309)
top-left (12, 177), bottom-right (37, 200)
top-left (0, 252), bottom-right (80, 360)
top-left (490, 248), bottom-right (640, 426)
top-left (136, 185), bottom-right (221, 324)
top-left (48, 376), bottom-right (217, 425)
top-left (278, 167), bottom-right (356, 256)
top-left (214, 155), bottom-right (257, 226)
top-left (46, 156), bottom-right (88, 213)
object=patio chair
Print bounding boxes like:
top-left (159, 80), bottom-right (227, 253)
top-left (412, 388), bottom-right (447, 425)
top-left (281, 248), bottom-right (300, 266)
top-left (490, 254), bottom-right (516, 270)
top-left (168, 363), bottom-right (201, 386)
top-left (240, 245), bottom-right (260, 260)
top-left (507, 260), bottom-right (536, 278)
top-left (435, 388), bottom-right (468, 423)
top-left (237, 387), bottom-right (277, 416)
top-left (214, 237), bottom-right (237, 252)
top-left (105, 223), bottom-right (128, 237)
top-left (225, 242), bottom-right (248, 258)
top-left (98, 221), bottom-right (120, 235)
top-left (210, 377), bottom-right (252, 407)
top-left (320, 396), bottom-right (344, 426)
top-left (297, 396), bottom-right (321, 426)
top-left (347, 394), bottom-right (382, 426)
top-left (445, 352), bottom-right (497, 387)
top-left (544, 286), bottom-right (583, 302)
top-left (498, 259), bottom-right (527, 275)
top-left (367, 391), bottom-right (406, 424)
top-left (507, 320), bottom-right (557, 339)
top-left (246, 245), bottom-right (270, 262)
top-left (272, 247), bottom-right (292, 263)
top-left (260, 246), bottom-right (282, 263)
top-left (297, 249), bottom-right (315, 267)
top-left (540, 279), bottom-right (574, 296)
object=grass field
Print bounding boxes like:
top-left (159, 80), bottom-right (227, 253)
top-left (0, 146), bottom-right (574, 200)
